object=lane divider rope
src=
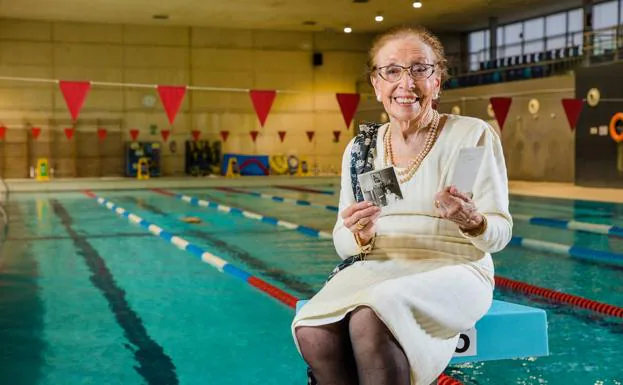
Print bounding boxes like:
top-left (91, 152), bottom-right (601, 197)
top-left (152, 189), bottom-right (333, 239)
top-left (83, 190), bottom-right (299, 308)
top-left (495, 276), bottom-right (623, 319)
top-left (156, 189), bottom-right (623, 267)
top-left (214, 186), bottom-right (339, 212)
top-left (513, 214), bottom-right (623, 238)
top-left (85, 189), bottom-right (464, 384)
top-left (273, 185), bottom-right (335, 195)
top-left (151, 188), bottom-right (623, 319)
top-left (509, 236), bottom-right (623, 267)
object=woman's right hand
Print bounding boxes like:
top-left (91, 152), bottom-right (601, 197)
top-left (341, 201), bottom-right (381, 244)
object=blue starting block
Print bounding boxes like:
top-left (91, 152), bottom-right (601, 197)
top-left (295, 299), bottom-right (549, 364)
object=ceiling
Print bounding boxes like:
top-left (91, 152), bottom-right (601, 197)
top-left (0, 0), bottom-right (581, 33)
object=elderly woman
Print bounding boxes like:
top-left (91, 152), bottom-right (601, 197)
top-left (292, 25), bottom-right (512, 385)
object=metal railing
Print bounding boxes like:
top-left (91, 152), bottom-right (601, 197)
top-left (449, 24), bottom-right (623, 77)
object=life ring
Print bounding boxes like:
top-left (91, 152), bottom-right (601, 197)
top-left (609, 112), bottom-right (623, 143)
top-left (269, 154), bottom-right (288, 175)
top-left (287, 155), bottom-right (299, 175)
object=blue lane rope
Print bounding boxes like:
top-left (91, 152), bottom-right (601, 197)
top-left (155, 189), bottom-right (623, 267)
top-left (85, 192), bottom-right (300, 307)
top-left (513, 214), bottom-right (623, 237)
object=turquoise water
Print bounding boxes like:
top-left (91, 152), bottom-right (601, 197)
top-left (1, 185), bottom-right (622, 384)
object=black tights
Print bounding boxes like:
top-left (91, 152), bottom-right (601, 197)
top-left (295, 306), bottom-right (411, 385)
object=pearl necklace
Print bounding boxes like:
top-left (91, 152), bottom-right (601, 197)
top-left (384, 110), bottom-right (441, 184)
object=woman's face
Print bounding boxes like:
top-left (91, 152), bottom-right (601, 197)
top-left (371, 35), bottom-right (440, 124)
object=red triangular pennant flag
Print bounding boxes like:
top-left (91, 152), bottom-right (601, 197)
top-left (64, 128), bottom-right (75, 140)
top-left (561, 98), bottom-right (584, 131)
top-left (0, 125), bottom-right (6, 139)
top-left (161, 129), bottom-right (170, 142)
top-left (336, 93), bottom-right (360, 129)
top-left (490, 97), bottom-right (512, 130)
top-left (278, 131), bottom-right (286, 143)
top-left (249, 90), bottom-right (276, 127)
top-left (220, 130), bottom-right (230, 142)
top-left (157, 85), bottom-right (187, 125)
top-left (192, 130), bottom-right (200, 141)
top-left (130, 129), bottom-right (139, 141)
top-left (250, 130), bottom-right (259, 143)
top-left (32, 127), bottom-right (41, 140)
top-left (333, 130), bottom-right (341, 142)
top-left (306, 131), bottom-right (315, 142)
top-left (59, 80), bottom-right (91, 122)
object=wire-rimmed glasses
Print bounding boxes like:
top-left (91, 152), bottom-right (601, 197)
top-left (375, 63), bottom-right (436, 82)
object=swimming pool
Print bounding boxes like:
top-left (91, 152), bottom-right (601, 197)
top-left (0, 183), bottom-right (622, 384)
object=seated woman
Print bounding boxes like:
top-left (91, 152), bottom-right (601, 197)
top-left (291, 25), bottom-right (512, 385)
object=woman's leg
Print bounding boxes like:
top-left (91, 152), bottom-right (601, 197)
top-left (348, 306), bottom-right (410, 385)
top-left (295, 319), bottom-right (359, 385)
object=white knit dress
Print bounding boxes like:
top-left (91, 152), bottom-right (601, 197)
top-left (291, 115), bottom-right (513, 385)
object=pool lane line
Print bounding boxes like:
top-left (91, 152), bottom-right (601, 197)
top-left (495, 276), bottom-right (623, 319)
top-left (154, 189), bottom-right (623, 267)
top-left (84, 191), bottom-right (466, 385)
top-left (509, 236), bottom-right (623, 267)
top-left (152, 189), bottom-right (333, 239)
top-left (151, 189), bottom-right (623, 314)
top-left (513, 214), bottom-right (623, 238)
top-left (50, 198), bottom-right (179, 385)
top-left (83, 190), bottom-right (299, 309)
top-left (272, 185), bottom-right (335, 195)
top-left (214, 186), bottom-right (339, 212)
top-left (117, 195), bottom-right (317, 297)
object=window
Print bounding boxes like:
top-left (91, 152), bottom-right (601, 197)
top-left (567, 8), bottom-right (583, 52)
top-left (592, 1), bottom-right (618, 54)
top-left (503, 22), bottom-right (523, 57)
top-left (496, 27), bottom-right (504, 58)
top-left (546, 12), bottom-right (566, 51)
top-left (524, 17), bottom-right (544, 54)
top-left (567, 8), bottom-right (583, 33)
top-left (468, 29), bottom-right (489, 71)
top-left (593, 0), bottom-right (618, 29)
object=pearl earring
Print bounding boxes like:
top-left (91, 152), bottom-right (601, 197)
top-left (377, 96), bottom-right (381, 102)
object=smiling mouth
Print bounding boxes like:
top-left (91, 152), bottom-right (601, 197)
top-left (394, 97), bottom-right (421, 105)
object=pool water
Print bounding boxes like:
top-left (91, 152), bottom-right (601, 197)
top-left (1, 185), bottom-right (622, 384)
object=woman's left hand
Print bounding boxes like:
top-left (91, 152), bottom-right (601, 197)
top-left (434, 186), bottom-right (484, 231)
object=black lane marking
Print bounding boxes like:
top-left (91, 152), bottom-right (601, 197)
top-left (50, 200), bottom-right (179, 385)
top-left (186, 230), bottom-right (316, 298)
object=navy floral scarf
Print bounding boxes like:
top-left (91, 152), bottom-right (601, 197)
top-left (306, 122), bottom-right (382, 385)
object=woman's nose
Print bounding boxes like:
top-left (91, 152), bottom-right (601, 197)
top-left (399, 71), bottom-right (416, 89)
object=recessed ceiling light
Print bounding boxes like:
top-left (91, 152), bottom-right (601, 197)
top-left (412, 1), bottom-right (422, 8)
top-left (152, 14), bottom-right (169, 20)
top-left (375, 14), bottom-right (384, 22)
top-left (344, 26), bottom-right (352, 33)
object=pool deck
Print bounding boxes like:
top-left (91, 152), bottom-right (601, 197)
top-left (2, 177), bottom-right (623, 204)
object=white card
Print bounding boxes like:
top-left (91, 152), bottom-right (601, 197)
top-left (450, 147), bottom-right (485, 196)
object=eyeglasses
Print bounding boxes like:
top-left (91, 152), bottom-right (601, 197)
top-left (375, 63), bottom-right (436, 82)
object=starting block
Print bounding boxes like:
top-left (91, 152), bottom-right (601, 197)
top-left (295, 299), bottom-right (548, 364)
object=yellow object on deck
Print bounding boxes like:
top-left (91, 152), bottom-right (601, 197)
top-left (36, 158), bottom-right (50, 181)
top-left (137, 157), bottom-right (150, 180)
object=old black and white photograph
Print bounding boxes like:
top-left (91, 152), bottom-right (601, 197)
top-left (357, 166), bottom-right (403, 207)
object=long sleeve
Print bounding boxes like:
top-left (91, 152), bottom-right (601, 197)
top-left (459, 122), bottom-right (513, 253)
top-left (332, 139), bottom-right (361, 260)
